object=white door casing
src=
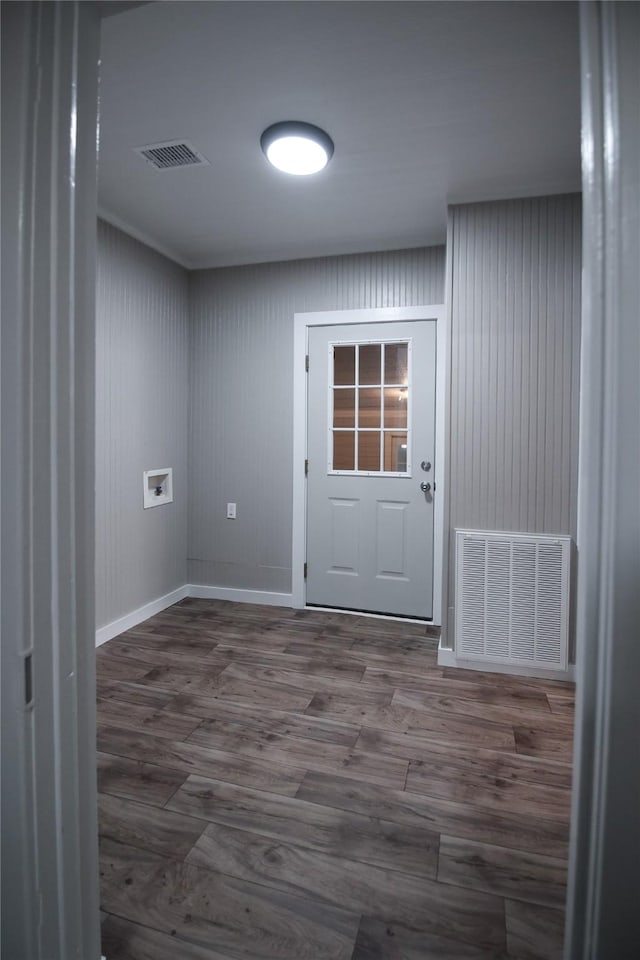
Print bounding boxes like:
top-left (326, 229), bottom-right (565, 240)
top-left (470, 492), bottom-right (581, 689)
top-left (1, 3), bottom-right (101, 957)
top-left (292, 305), bottom-right (446, 622)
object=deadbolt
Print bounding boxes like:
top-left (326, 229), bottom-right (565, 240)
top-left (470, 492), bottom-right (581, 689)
top-left (420, 460), bottom-right (432, 472)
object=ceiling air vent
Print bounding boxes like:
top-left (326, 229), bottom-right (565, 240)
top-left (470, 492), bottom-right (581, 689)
top-left (134, 139), bottom-right (209, 170)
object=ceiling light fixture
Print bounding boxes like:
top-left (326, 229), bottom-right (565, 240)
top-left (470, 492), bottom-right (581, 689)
top-left (260, 121), bottom-right (334, 176)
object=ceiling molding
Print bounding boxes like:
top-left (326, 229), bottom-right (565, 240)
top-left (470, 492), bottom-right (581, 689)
top-left (97, 1), bottom-right (149, 20)
top-left (97, 206), bottom-right (194, 270)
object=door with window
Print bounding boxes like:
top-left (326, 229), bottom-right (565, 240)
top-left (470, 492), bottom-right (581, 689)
top-left (306, 320), bottom-right (436, 618)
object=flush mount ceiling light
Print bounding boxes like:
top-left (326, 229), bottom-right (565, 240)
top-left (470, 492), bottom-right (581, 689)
top-left (260, 121), bottom-right (334, 176)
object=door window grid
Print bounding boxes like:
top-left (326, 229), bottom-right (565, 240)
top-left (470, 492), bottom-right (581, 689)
top-left (328, 339), bottom-right (411, 475)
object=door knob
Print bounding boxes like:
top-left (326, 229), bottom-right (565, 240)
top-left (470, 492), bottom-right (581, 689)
top-left (420, 481), bottom-right (431, 493)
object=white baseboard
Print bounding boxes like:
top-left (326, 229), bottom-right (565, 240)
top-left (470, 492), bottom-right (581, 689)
top-left (95, 585), bottom-right (189, 647)
top-left (437, 639), bottom-right (576, 682)
top-left (95, 583), bottom-right (293, 647)
top-left (187, 584), bottom-right (294, 608)
top-left (436, 643), bottom-right (457, 667)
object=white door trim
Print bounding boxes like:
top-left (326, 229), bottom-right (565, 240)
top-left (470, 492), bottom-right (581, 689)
top-left (1, 4), bottom-right (102, 957)
top-left (292, 305), bottom-right (447, 623)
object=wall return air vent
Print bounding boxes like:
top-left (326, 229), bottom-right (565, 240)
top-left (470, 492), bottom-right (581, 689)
top-left (455, 529), bottom-right (571, 672)
top-left (134, 139), bottom-right (209, 170)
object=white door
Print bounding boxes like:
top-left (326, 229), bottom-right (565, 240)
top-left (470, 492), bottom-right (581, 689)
top-left (306, 320), bottom-right (436, 618)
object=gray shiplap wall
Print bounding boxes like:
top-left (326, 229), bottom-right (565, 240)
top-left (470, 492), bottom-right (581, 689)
top-left (96, 220), bottom-right (189, 628)
top-left (97, 198), bottom-right (580, 628)
top-left (446, 194), bottom-right (582, 627)
top-left (188, 247), bottom-right (445, 593)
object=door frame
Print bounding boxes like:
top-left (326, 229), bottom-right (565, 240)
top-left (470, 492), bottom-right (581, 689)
top-left (292, 305), bottom-right (447, 622)
top-left (1, 3), bottom-right (101, 957)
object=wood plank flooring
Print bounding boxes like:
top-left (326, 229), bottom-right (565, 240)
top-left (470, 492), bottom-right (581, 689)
top-left (97, 599), bottom-right (574, 960)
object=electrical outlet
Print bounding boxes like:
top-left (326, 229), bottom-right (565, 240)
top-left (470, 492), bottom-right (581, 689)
top-left (226, 502), bottom-right (236, 519)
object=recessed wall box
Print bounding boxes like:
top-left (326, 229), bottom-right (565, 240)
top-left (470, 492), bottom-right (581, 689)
top-left (143, 468), bottom-right (173, 508)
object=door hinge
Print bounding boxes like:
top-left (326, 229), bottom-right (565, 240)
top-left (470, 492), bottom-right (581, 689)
top-left (304, 458), bottom-right (309, 476)
top-left (305, 354), bottom-right (309, 372)
top-left (303, 562), bottom-right (308, 579)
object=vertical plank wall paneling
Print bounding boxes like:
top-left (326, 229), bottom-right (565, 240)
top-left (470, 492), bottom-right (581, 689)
top-left (447, 195), bottom-right (582, 632)
top-left (96, 221), bottom-right (189, 628)
top-left (188, 247), bottom-right (445, 593)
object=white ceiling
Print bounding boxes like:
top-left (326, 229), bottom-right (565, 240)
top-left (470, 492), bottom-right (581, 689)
top-left (98, 0), bottom-right (581, 269)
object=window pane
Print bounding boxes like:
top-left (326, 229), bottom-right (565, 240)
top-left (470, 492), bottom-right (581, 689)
top-left (334, 346), bottom-right (355, 386)
top-left (358, 388), bottom-right (381, 428)
top-left (333, 432), bottom-right (355, 470)
top-left (358, 431), bottom-right (381, 471)
top-left (358, 344), bottom-right (381, 385)
top-left (329, 341), bottom-right (410, 474)
top-left (384, 432), bottom-right (408, 471)
top-left (333, 388), bottom-right (355, 428)
top-left (384, 387), bottom-right (408, 428)
top-left (384, 343), bottom-right (408, 385)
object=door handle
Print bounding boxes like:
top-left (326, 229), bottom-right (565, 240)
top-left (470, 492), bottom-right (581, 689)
top-left (420, 481), bottom-right (431, 493)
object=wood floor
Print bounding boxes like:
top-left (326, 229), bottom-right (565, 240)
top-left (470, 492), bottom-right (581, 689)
top-left (96, 598), bottom-right (575, 960)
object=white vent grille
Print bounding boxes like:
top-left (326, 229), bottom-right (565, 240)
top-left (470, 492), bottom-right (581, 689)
top-left (455, 530), bottom-right (570, 670)
top-left (134, 139), bottom-right (209, 170)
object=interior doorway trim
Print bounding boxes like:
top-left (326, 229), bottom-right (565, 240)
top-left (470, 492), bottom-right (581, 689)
top-left (292, 305), bottom-right (447, 621)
